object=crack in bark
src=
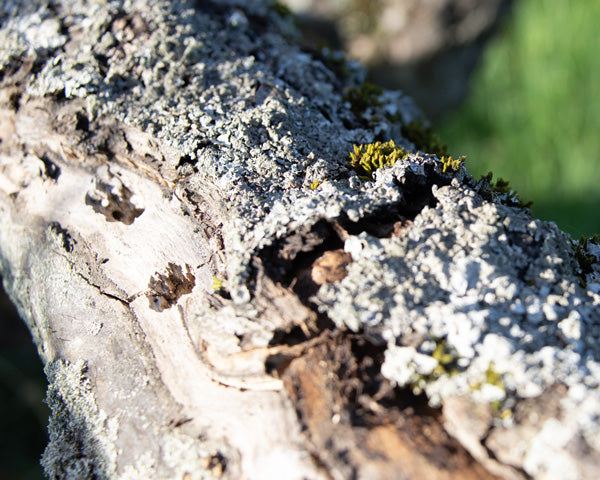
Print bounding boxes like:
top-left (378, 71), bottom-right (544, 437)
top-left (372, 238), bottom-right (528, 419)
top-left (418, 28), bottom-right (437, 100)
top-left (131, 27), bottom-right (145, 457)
top-left (74, 271), bottom-right (130, 308)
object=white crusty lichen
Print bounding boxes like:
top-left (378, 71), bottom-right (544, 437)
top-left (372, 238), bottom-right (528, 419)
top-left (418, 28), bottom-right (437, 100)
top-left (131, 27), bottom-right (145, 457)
top-left (119, 433), bottom-right (235, 480)
top-left (0, 2), bottom-right (67, 72)
top-left (317, 179), bottom-right (600, 477)
top-left (41, 360), bottom-right (118, 480)
top-left (1, 0), bottom-right (419, 292)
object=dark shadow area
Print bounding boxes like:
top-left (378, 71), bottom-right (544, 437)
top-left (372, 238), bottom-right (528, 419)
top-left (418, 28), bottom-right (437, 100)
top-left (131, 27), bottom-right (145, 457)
top-left (0, 277), bottom-right (48, 480)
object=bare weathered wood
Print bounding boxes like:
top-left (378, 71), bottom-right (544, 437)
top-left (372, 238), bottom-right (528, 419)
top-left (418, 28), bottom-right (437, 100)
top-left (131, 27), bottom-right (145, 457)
top-left (1, 1), bottom-right (600, 480)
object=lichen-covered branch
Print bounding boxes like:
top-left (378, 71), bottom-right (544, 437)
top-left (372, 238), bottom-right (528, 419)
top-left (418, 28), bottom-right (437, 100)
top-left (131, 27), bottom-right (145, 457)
top-left (1, 1), bottom-right (599, 479)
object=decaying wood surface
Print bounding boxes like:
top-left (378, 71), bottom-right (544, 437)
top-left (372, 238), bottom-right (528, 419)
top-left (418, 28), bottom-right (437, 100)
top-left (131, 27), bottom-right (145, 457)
top-left (1, 1), bottom-right (600, 479)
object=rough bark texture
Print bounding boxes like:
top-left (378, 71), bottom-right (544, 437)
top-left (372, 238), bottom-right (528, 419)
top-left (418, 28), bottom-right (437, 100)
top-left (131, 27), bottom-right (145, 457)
top-left (1, 1), bottom-right (599, 479)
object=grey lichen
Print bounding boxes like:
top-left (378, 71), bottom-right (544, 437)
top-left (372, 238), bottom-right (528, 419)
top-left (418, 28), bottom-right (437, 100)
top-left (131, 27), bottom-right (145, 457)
top-left (317, 180), bottom-right (600, 477)
top-left (1, 0), bottom-right (422, 300)
top-left (42, 360), bottom-right (118, 480)
top-left (41, 360), bottom-right (222, 480)
top-left (0, 1), bottom-right (67, 72)
top-left (119, 433), bottom-right (236, 480)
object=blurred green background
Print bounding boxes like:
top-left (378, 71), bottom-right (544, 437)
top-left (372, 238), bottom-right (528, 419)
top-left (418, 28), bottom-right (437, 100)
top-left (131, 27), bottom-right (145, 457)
top-left (437, 0), bottom-right (600, 238)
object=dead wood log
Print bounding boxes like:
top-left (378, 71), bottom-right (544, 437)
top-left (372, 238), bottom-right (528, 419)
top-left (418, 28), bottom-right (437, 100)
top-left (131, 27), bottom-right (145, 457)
top-left (1, 1), bottom-right (599, 479)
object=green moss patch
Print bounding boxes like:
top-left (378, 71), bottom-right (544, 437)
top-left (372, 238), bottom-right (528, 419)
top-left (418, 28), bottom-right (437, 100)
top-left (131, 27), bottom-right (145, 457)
top-left (349, 140), bottom-right (409, 180)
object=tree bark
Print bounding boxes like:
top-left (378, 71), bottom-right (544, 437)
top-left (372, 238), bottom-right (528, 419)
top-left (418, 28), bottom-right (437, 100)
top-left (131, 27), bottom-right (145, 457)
top-left (1, 1), bottom-right (599, 479)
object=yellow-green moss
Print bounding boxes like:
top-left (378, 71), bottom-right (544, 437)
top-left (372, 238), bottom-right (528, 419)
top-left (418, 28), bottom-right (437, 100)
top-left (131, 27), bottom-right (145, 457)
top-left (409, 339), bottom-right (461, 396)
top-left (440, 155), bottom-right (466, 173)
top-left (485, 362), bottom-right (505, 389)
top-left (211, 276), bottom-right (223, 291)
top-left (430, 339), bottom-right (460, 377)
top-left (310, 179), bottom-right (325, 190)
top-left (470, 362), bottom-right (505, 390)
top-left (349, 140), bottom-right (409, 180)
top-left (470, 362), bottom-right (511, 415)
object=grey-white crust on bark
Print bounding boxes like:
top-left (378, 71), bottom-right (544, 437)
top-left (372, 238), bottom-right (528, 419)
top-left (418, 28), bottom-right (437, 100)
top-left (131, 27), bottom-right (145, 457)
top-left (1, 1), bottom-right (599, 479)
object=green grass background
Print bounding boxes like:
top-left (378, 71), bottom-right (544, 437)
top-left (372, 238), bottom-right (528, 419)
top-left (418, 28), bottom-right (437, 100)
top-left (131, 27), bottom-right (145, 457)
top-left (437, 0), bottom-right (600, 238)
